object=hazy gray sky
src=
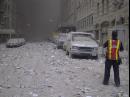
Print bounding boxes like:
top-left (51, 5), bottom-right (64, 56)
top-left (16, 0), bottom-right (62, 41)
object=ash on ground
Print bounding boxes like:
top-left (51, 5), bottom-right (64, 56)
top-left (0, 42), bottom-right (129, 97)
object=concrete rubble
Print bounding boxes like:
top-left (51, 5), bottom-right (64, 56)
top-left (0, 42), bottom-right (129, 97)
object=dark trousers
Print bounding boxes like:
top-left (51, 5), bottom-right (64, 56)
top-left (103, 60), bottom-right (120, 85)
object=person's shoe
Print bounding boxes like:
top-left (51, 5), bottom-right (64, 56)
top-left (115, 84), bottom-right (120, 87)
top-left (103, 82), bottom-right (109, 85)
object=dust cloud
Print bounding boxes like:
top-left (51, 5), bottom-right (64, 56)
top-left (15, 0), bottom-right (62, 41)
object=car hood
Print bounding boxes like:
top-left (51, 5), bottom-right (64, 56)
top-left (71, 41), bottom-right (98, 47)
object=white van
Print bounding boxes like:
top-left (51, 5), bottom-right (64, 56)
top-left (64, 32), bottom-right (99, 58)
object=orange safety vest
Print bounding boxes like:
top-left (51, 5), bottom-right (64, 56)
top-left (106, 39), bottom-right (120, 60)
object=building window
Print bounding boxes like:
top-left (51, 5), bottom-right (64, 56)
top-left (77, 22), bottom-right (79, 29)
top-left (84, 0), bottom-right (87, 6)
top-left (97, 3), bottom-right (100, 15)
top-left (80, 21), bottom-right (82, 29)
top-left (111, 19), bottom-right (116, 26)
top-left (82, 20), bottom-right (84, 28)
top-left (88, 16), bottom-right (91, 26)
top-left (102, 0), bottom-right (105, 14)
top-left (78, 21), bottom-right (80, 29)
top-left (85, 18), bottom-right (87, 28)
top-left (91, 15), bottom-right (93, 25)
top-left (90, 0), bottom-right (91, 8)
top-left (87, 17), bottom-right (89, 26)
top-left (83, 18), bottom-right (86, 28)
top-left (106, 0), bottom-right (109, 13)
top-left (88, 15), bottom-right (93, 26)
top-left (90, 0), bottom-right (93, 8)
top-left (89, 0), bottom-right (92, 8)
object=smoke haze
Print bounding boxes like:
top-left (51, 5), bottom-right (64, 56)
top-left (15, 0), bottom-right (62, 41)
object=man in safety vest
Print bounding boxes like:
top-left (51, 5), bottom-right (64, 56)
top-left (103, 30), bottom-right (124, 87)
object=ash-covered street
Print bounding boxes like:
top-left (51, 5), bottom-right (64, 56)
top-left (0, 42), bottom-right (129, 97)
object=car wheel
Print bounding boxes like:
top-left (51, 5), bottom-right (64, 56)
top-left (93, 55), bottom-right (98, 60)
top-left (57, 45), bottom-right (60, 49)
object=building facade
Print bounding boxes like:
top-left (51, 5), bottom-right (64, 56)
top-left (61, 0), bottom-right (129, 50)
top-left (0, 0), bottom-right (16, 42)
top-left (61, 0), bottom-right (76, 27)
top-left (94, 0), bottom-right (129, 49)
top-left (75, 0), bottom-right (95, 32)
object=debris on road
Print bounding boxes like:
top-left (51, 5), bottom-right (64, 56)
top-left (0, 42), bottom-right (129, 97)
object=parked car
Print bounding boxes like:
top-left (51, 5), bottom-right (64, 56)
top-left (6, 38), bottom-right (26, 48)
top-left (64, 32), bottom-right (99, 59)
top-left (56, 33), bottom-right (67, 49)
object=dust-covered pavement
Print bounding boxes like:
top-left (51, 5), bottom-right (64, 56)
top-left (0, 42), bottom-right (129, 97)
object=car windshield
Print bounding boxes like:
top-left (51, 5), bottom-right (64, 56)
top-left (72, 34), bottom-right (93, 41)
top-left (59, 34), bottom-right (67, 40)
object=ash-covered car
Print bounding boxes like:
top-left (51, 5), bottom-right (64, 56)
top-left (64, 32), bottom-right (99, 59)
top-left (56, 33), bottom-right (67, 49)
top-left (6, 38), bottom-right (26, 48)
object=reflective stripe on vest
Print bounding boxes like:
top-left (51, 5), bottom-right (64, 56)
top-left (108, 39), bottom-right (120, 60)
top-left (109, 40), bottom-right (112, 59)
top-left (116, 40), bottom-right (120, 60)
